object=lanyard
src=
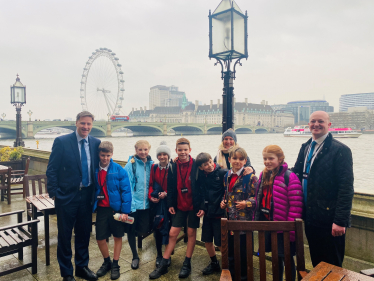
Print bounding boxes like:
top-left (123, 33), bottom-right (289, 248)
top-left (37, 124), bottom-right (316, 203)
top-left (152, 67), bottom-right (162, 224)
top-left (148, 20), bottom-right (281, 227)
top-left (305, 139), bottom-right (326, 170)
top-left (179, 160), bottom-right (190, 189)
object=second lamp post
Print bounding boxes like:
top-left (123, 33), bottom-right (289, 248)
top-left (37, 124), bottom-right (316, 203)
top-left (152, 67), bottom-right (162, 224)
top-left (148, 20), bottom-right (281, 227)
top-left (209, 0), bottom-right (248, 133)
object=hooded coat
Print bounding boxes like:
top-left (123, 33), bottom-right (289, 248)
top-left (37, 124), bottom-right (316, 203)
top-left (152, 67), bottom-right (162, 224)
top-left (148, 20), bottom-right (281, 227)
top-left (124, 155), bottom-right (154, 212)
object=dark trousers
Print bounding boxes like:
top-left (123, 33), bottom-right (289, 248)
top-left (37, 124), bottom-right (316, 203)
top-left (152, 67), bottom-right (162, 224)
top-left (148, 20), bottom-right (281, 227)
top-left (305, 224), bottom-right (346, 267)
top-left (55, 187), bottom-right (92, 277)
top-left (228, 234), bottom-right (247, 280)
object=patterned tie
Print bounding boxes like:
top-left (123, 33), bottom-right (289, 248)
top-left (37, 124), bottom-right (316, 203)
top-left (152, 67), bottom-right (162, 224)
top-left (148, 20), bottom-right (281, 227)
top-left (303, 141), bottom-right (316, 204)
top-left (81, 139), bottom-right (89, 187)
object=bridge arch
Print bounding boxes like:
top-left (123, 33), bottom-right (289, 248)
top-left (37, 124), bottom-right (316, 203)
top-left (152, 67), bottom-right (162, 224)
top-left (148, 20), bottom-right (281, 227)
top-left (0, 125), bottom-right (26, 139)
top-left (255, 128), bottom-right (268, 134)
top-left (112, 124), bottom-right (163, 136)
top-left (235, 127), bottom-right (253, 134)
top-left (168, 125), bottom-right (203, 135)
top-left (206, 126), bottom-right (222, 135)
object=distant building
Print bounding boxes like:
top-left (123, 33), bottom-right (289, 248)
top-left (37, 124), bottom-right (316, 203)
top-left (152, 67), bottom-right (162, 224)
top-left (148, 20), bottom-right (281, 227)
top-left (149, 85), bottom-right (191, 110)
top-left (329, 107), bottom-right (374, 129)
top-left (339, 93), bottom-right (374, 112)
top-left (129, 98), bottom-right (294, 127)
top-left (271, 104), bottom-right (287, 111)
top-left (285, 100), bottom-right (334, 124)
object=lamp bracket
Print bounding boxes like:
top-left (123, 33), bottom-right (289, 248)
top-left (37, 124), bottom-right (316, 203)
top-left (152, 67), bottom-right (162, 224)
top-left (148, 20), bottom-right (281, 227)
top-left (214, 58), bottom-right (242, 80)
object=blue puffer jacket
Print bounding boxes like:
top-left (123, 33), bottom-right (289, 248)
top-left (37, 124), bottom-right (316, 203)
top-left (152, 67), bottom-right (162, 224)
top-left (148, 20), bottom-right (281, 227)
top-left (124, 155), bottom-right (153, 212)
top-left (93, 159), bottom-right (132, 214)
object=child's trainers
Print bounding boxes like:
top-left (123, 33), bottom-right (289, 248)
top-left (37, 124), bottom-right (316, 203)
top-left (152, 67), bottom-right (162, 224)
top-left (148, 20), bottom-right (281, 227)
top-left (111, 264), bottom-right (120, 280)
top-left (202, 261), bottom-right (221, 275)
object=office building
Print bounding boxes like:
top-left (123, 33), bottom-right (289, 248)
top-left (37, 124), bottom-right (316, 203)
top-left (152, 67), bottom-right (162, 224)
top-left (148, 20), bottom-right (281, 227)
top-left (149, 85), bottom-right (190, 110)
top-left (286, 100), bottom-right (334, 124)
top-left (339, 93), bottom-right (374, 112)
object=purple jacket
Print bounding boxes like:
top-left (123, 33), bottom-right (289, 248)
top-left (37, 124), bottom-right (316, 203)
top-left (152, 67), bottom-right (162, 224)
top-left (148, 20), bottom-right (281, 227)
top-left (254, 163), bottom-right (303, 242)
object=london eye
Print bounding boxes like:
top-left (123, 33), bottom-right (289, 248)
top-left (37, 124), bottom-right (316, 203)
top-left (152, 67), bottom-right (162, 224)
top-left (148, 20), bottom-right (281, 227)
top-left (79, 48), bottom-right (125, 121)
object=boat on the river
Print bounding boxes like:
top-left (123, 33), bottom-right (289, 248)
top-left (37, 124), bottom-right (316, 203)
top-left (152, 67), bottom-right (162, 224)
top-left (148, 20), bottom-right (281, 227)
top-left (37, 129), bottom-right (61, 135)
top-left (284, 126), bottom-right (362, 138)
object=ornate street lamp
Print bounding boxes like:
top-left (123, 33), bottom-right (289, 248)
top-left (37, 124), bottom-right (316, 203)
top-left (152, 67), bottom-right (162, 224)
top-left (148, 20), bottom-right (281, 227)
top-left (209, 0), bottom-right (248, 132)
top-left (10, 74), bottom-right (26, 147)
top-left (27, 110), bottom-right (33, 121)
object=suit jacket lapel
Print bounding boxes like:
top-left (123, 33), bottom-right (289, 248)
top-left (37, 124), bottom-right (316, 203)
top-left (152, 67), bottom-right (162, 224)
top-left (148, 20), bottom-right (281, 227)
top-left (70, 132), bottom-right (82, 173)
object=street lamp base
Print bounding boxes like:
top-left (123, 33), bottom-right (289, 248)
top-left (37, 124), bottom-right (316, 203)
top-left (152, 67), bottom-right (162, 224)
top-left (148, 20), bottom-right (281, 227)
top-left (14, 140), bottom-right (25, 147)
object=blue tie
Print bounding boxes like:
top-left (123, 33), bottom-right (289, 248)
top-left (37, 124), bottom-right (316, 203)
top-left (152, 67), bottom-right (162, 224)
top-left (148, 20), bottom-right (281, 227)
top-left (303, 141), bottom-right (316, 204)
top-left (81, 139), bottom-right (89, 187)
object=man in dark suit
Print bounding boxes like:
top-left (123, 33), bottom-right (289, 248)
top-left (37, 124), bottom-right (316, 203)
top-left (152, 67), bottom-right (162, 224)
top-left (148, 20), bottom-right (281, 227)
top-left (47, 111), bottom-right (101, 281)
top-left (292, 111), bottom-right (354, 268)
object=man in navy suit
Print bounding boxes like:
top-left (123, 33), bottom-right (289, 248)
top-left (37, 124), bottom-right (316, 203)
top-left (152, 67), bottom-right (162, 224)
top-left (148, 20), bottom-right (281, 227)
top-left (47, 111), bottom-right (101, 281)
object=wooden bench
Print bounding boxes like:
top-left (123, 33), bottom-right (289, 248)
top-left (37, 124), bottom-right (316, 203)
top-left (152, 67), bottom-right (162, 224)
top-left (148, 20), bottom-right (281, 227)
top-left (0, 210), bottom-right (39, 277)
top-left (1, 158), bottom-right (30, 204)
top-left (220, 218), bottom-right (307, 281)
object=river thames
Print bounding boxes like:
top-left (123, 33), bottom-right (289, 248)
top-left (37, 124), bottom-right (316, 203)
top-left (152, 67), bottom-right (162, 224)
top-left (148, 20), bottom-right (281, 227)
top-left (0, 133), bottom-right (372, 194)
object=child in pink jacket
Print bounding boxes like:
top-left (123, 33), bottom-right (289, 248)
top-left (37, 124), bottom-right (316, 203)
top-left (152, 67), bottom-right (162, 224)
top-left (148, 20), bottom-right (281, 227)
top-left (254, 145), bottom-right (303, 281)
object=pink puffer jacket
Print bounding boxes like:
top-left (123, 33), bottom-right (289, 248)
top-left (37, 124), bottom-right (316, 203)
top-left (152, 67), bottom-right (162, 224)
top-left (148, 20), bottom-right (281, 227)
top-left (254, 163), bottom-right (303, 242)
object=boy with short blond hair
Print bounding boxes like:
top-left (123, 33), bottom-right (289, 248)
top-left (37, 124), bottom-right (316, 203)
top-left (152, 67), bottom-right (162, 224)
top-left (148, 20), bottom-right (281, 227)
top-left (149, 138), bottom-right (205, 279)
top-left (93, 141), bottom-right (132, 280)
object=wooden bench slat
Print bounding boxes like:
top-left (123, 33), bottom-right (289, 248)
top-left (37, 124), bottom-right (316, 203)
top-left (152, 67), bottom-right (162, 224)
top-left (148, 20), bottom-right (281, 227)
top-left (12, 227), bottom-right (31, 241)
top-left (258, 231), bottom-right (266, 281)
top-left (324, 271), bottom-right (345, 281)
top-left (233, 231), bottom-right (241, 281)
top-left (5, 229), bottom-right (23, 244)
top-left (271, 231), bottom-right (280, 281)
top-left (246, 232), bottom-right (253, 281)
top-left (0, 231), bottom-right (17, 246)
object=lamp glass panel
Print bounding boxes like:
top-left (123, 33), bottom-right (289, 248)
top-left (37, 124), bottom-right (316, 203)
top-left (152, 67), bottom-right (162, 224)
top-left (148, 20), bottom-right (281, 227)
top-left (233, 12), bottom-right (245, 55)
top-left (213, 0), bottom-right (231, 15)
top-left (13, 87), bottom-right (25, 103)
top-left (212, 11), bottom-right (231, 55)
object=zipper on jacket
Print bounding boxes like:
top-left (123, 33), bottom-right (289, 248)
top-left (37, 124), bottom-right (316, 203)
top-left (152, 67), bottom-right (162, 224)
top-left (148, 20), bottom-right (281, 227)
top-left (144, 162), bottom-right (146, 209)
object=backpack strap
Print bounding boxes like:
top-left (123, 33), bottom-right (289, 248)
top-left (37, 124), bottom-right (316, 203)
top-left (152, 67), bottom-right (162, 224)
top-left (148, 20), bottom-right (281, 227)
top-left (153, 163), bottom-right (159, 173)
top-left (131, 156), bottom-right (138, 191)
top-left (284, 169), bottom-right (292, 186)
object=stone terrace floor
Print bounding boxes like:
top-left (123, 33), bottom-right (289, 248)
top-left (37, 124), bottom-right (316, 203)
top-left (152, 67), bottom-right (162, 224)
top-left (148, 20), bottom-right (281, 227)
top-left (1, 190), bottom-right (280, 281)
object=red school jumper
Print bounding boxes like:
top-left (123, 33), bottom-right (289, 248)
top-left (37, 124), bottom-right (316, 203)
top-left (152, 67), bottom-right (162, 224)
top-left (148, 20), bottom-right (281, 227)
top-left (97, 168), bottom-right (110, 208)
top-left (176, 157), bottom-right (193, 211)
top-left (148, 164), bottom-right (168, 199)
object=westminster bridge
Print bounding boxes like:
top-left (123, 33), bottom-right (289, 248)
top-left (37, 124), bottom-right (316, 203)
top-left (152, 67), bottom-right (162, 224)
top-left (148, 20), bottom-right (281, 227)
top-left (0, 120), bottom-right (275, 138)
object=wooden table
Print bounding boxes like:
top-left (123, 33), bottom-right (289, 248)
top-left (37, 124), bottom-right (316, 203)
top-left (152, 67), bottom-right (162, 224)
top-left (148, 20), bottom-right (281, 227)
top-left (302, 262), bottom-right (374, 280)
top-left (26, 193), bottom-right (55, 266)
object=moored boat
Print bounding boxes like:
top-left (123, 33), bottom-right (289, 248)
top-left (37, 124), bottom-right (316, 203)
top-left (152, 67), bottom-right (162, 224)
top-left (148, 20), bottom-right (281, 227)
top-left (284, 126), bottom-right (362, 138)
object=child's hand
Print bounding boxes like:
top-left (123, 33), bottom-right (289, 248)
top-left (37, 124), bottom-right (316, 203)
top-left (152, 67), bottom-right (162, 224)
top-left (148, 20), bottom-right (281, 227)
top-left (235, 200), bottom-right (247, 210)
top-left (120, 214), bottom-right (129, 222)
top-left (243, 167), bottom-right (253, 176)
top-left (196, 210), bottom-right (205, 218)
top-left (220, 200), bottom-right (227, 209)
top-left (169, 207), bottom-right (176, 215)
top-left (150, 197), bottom-right (160, 203)
top-left (158, 192), bottom-right (167, 199)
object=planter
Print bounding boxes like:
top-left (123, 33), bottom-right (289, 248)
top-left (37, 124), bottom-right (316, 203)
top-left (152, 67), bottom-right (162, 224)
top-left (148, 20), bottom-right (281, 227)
top-left (0, 157), bottom-right (27, 170)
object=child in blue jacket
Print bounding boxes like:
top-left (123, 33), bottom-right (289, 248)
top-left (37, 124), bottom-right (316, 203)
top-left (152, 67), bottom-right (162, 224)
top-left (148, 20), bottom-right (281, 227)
top-left (124, 139), bottom-right (154, 270)
top-left (93, 141), bottom-right (131, 280)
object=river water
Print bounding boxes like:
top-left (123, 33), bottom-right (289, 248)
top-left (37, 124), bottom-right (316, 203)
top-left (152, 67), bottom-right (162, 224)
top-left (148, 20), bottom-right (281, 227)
top-left (1, 133), bottom-right (372, 194)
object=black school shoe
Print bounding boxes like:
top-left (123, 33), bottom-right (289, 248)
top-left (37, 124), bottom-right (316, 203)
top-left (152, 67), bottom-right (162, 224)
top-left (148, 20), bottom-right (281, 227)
top-left (156, 257), bottom-right (171, 268)
top-left (75, 266), bottom-right (98, 281)
top-left (179, 261), bottom-right (191, 278)
top-left (96, 260), bottom-right (112, 277)
top-left (202, 261), bottom-right (221, 275)
top-left (149, 260), bottom-right (168, 279)
top-left (111, 265), bottom-right (120, 280)
top-left (131, 258), bottom-right (139, 269)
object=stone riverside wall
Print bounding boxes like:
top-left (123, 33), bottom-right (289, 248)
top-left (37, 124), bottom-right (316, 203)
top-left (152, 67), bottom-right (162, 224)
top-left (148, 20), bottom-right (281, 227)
top-left (1, 145), bottom-right (373, 272)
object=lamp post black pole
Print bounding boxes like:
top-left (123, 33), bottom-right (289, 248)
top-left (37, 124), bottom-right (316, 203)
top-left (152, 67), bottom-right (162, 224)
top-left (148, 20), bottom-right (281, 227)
top-left (222, 69), bottom-right (234, 133)
top-left (14, 105), bottom-right (25, 147)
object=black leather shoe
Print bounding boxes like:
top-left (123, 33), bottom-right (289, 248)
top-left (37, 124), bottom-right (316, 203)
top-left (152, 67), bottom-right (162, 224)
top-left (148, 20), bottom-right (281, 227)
top-left (96, 260), bottom-right (112, 277)
top-left (179, 261), bottom-right (191, 278)
top-left (75, 266), bottom-right (98, 281)
top-left (111, 265), bottom-right (120, 280)
top-left (202, 261), bottom-right (221, 275)
top-left (167, 257), bottom-right (171, 267)
top-left (149, 262), bottom-right (168, 279)
top-left (63, 276), bottom-right (76, 281)
top-left (131, 258), bottom-right (139, 269)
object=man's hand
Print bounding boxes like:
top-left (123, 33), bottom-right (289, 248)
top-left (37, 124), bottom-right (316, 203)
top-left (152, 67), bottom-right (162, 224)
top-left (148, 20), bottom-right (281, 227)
top-left (220, 200), bottom-right (227, 209)
top-left (120, 214), bottom-right (129, 222)
top-left (196, 210), bottom-right (205, 218)
top-left (332, 223), bottom-right (346, 237)
top-left (158, 192), bottom-right (167, 199)
top-left (150, 197), bottom-right (160, 203)
top-left (243, 167), bottom-right (253, 176)
top-left (169, 207), bottom-right (176, 215)
top-left (235, 200), bottom-right (247, 210)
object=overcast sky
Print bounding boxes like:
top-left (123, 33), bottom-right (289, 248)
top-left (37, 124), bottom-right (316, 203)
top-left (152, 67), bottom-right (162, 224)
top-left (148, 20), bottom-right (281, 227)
top-left (1, 0), bottom-right (373, 120)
